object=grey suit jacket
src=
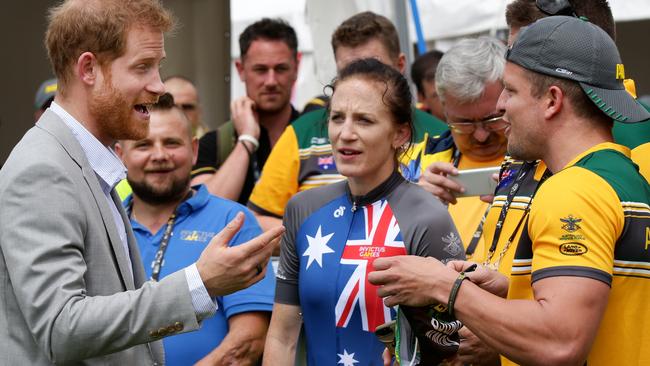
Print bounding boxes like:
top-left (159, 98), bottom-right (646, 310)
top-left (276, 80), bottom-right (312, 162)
top-left (0, 111), bottom-right (200, 365)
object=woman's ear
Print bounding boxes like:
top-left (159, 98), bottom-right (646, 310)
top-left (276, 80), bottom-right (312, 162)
top-left (392, 123), bottom-right (411, 149)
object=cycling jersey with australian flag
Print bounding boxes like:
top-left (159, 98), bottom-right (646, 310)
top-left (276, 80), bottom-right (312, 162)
top-left (276, 172), bottom-right (464, 366)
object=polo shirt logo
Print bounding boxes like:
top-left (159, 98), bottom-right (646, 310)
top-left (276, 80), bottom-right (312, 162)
top-left (180, 230), bottom-right (215, 243)
top-left (559, 242), bottom-right (588, 256)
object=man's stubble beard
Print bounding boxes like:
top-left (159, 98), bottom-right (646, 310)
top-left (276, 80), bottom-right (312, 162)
top-left (128, 173), bottom-right (191, 206)
top-left (255, 87), bottom-right (291, 115)
top-left (89, 72), bottom-right (149, 142)
top-left (507, 129), bottom-right (541, 162)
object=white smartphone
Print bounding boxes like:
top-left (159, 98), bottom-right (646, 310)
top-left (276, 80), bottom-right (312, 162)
top-left (450, 166), bottom-right (500, 197)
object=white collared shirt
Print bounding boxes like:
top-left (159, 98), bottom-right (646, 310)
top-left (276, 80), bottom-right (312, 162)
top-left (50, 102), bottom-right (133, 278)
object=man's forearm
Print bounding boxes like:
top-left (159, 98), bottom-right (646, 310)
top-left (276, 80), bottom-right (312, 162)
top-left (196, 312), bottom-right (270, 366)
top-left (197, 336), bottom-right (264, 366)
top-left (263, 303), bottom-right (302, 366)
top-left (451, 277), bottom-right (609, 366)
top-left (193, 142), bottom-right (251, 200)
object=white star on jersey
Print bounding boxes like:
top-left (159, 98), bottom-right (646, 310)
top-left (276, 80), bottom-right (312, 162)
top-left (337, 349), bottom-right (359, 366)
top-left (303, 225), bottom-right (335, 269)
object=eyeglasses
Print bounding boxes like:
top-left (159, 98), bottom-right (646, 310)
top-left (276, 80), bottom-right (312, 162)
top-left (177, 103), bottom-right (197, 112)
top-left (447, 115), bottom-right (507, 134)
top-left (535, 0), bottom-right (576, 17)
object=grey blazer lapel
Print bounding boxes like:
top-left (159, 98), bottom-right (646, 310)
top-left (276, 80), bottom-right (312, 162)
top-left (37, 112), bottom-right (136, 290)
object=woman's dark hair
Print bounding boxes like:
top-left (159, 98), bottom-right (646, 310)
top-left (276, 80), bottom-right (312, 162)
top-left (326, 58), bottom-right (414, 150)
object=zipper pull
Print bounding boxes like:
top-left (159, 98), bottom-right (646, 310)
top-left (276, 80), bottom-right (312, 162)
top-left (351, 201), bottom-right (357, 212)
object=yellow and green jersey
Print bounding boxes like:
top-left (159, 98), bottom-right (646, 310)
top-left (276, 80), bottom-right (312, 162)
top-left (504, 143), bottom-right (650, 365)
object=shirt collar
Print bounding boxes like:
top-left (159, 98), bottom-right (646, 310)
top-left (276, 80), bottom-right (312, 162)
top-left (562, 142), bottom-right (631, 171)
top-left (50, 101), bottom-right (126, 190)
top-left (176, 184), bottom-right (210, 217)
top-left (125, 184), bottom-right (211, 235)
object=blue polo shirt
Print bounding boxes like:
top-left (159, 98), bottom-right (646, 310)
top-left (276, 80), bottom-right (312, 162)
top-left (125, 185), bottom-right (275, 366)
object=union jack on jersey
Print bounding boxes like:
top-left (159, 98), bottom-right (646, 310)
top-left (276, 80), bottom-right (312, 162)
top-left (335, 200), bottom-right (406, 332)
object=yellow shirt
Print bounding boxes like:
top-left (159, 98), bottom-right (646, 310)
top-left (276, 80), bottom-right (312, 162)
top-left (504, 143), bottom-right (650, 365)
top-left (475, 159), bottom-right (549, 274)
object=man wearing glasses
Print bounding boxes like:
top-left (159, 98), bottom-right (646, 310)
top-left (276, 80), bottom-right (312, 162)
top-left (403, 36), bottom-right (508, 267)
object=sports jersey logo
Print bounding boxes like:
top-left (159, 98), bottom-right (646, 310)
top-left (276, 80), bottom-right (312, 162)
top-left (559, 242), bottom-right (588, 256)
top-left (333, 206), bottom-right (346, 218)
top-left (335, 200), bottom-right (406, 332)
top-left (560, 215), bottom-right (582, 232)
top-left (442, 232), bottom-right (462, 256)
top-left (318, 155), bottom-right (336, 170)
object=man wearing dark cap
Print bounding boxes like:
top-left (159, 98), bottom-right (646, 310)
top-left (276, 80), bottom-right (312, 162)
top-left (33, 78), bottom-right (57, 121)
top-left (368, 16), bottom-right (650, 366)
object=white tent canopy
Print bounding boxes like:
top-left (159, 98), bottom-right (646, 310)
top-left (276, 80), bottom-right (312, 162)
top-left (415, 0), bottom-right (650, 40)
top-left (231, 0), bottom-right (650, 109)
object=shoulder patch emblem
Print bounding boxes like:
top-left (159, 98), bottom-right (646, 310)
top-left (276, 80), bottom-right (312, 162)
top-left (559, 242), bottom-right (588, 256)
top-left (560, 215), bottom-right (582, 232)
top-left (442, 232), bottom-right (462, 256)
top-left (318, 155), bottom-right (336, 170)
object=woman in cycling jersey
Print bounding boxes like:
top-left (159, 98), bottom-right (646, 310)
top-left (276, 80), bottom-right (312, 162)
top-left (263, 58), bottom-right (464, 366)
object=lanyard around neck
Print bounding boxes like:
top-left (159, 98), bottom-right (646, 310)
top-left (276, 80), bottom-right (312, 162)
top-left (150, 213), bottom-right (176, 281)
top-left (483, 162), bottom-right (550, 268)
top-left (129, 190), bottom-right (193, 281)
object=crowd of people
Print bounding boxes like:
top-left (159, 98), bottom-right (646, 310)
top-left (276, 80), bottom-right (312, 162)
top-left (1, 0), bottom-right (649, 365)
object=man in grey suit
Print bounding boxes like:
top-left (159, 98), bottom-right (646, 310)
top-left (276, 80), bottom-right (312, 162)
top-left (0, 0), bottom-right (282, 364)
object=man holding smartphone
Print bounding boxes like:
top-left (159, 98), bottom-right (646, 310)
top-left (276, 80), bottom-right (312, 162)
top-left (403, 36), bottom-right (508, 264)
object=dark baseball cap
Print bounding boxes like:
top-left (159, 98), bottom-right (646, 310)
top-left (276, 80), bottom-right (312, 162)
top-left (34, 78), bottom-right (57, 110)
top-left (506, 16), bottom-right (650, 123)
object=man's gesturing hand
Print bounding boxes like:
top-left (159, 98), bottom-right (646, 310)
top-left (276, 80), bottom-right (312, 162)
top-left (197, 212), bottom-right (284, 297)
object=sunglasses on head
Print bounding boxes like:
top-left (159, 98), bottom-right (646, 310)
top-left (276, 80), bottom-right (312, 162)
top-left (535, 0), bottom-right (576, 17)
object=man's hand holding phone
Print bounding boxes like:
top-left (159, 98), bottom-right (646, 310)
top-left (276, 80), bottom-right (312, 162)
top-left (418, 162), bottom-right (499, 205)
top-left (418, 162), bottom-right (465, 205)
